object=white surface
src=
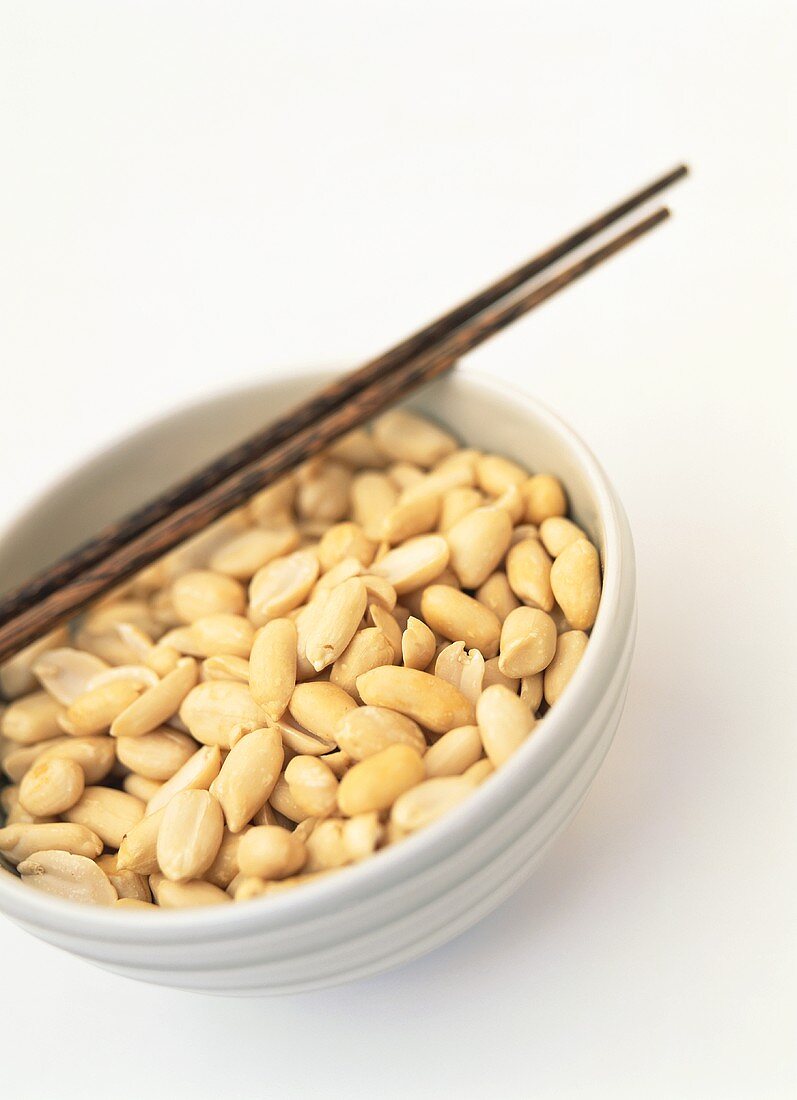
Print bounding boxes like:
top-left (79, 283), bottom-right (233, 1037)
top-left (0, 1), bottom-right (795, 1096)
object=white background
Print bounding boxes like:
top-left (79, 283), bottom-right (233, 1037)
top-left (1, 3), bottom-right (795, 1097)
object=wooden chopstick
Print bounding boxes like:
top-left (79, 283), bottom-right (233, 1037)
top-left (0, 205), bottom-right (671, 662)
top-left (0, 165), bottom-right (687, 631)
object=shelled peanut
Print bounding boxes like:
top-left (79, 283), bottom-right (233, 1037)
top-left (0, 408), bottom-right (601, 908)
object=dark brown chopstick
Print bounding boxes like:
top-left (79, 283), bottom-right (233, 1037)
top-left (0, 165), bottom-right (687, 629)
top-left (0, 205), bottom-right (671, 662)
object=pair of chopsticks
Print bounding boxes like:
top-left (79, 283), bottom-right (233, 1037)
top-left (0, 164), bottom-right (687, 663)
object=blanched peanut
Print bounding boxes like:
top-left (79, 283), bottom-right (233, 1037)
top-left (505, 538), bottom-right (554, 612)
top-left (477, 454), bottom-right (527, 495)
top-left (539, 516), bottom-right (586, 557)
top-left (336, 706), bottom-right (426, 761)
top-left (550, 539), bottom-right (602, 630)
top-left (476, 684), bottom-right (535, 767)
top-left (284, 756), bottom-right (339, 817)
top-left (423, 725), bottom-right (483, 778)
top-left (463, 758), bottom-right (494, 786)
top-left (289, 682), bottom-right (357, 744)
top-left (170, 614), bottom-right (255, 659)
top-left (341, 812), bottom-right (381, 861)
top-left (304, 577), bottom-right (368, 672)
top-left (0, 822), bottom-right (103, 865)
top-left (270, 714), bottom-right (335, 757)
top-left (156, 789), bottom-right (224, 882)
top-left (312, 556), bottom-right (362, 596)
top-left (498, 606), bottom-right (557, 678)
top-left (268, 774), bottom-right (308, 823)
top-left (317, 522), bottom-right (376, 571)
top-left (36, 736), bottom-right (114, 785)
top-left (60, 679), bottom-right (141, 737)
top-left (210, 526), bottom-right (300, 580)
top-left (97, 853), bottom-right (152, 902)
top-left (523, 474), bottom-right (567, 525)
top-left (367, 605), bottom-right (402, 661)
top-left (357, 667), bottom-right (475, 734)
top-left (372, 409), bottom-right (457, 468)
top-left (476, 572), bottom-right (521, 624)
top-left (115, 729), bottom-right (196, 781)
top-left (296, 460), bottom-right (352, 522)
top-left (429, 447), bottom-right (480, 489)
top-left (2, 737), bottom-right (69, 784)
top-left (248, 549), bottom-right (320, 626)
top-left (351, 472), bottom-right (398, 541)
top-left (495, 483), bottom-right (525, 524)
top-left (124, 774), bottom-right (163, 802)
top-left (209, 728), bottom-right (283, 833)
top-left (381, 491), bottom-right (441, 544)
top-left (87, 664), bottom-right (159, 693)
top-left (446, 506), bottom-right (513, 589)
top-left (145, 644), bottom-right (181, 677)
top-left (202, 654), bottom-right (250, 682)
top-left (420, 585), bottom-right (501, 658)
top-left (544, 630), bottom-right (589, 705)
top-left (249, 473), bottom-right (296, 525)
top-left (179, 679), bottom-right (269, 748)
top-left (330, 628), bottom-right (395, 702)
top-left (439, 487), bottom-right (483, 532)
top-left (391, 775), bottom-right (472, 832)
top-left (116, 808), bottom-right (165, 874)
top-left (32, 647), bottom-right (109, 705)
top-left (1, 692), bottom-right (64, 745)
top-left (146, 745), bottom-right (221, 816)
top-left (482, 656), bottom-right (519, 693)
top-left (110, 658), bottom-right (198, 739)
top-left (327, 427), bottom-right (388, 469)
top-left (304, 819), bottom-right (349, 871)
top-left (172, 570), bottom-right (246, 623)
top-left (238, 825), bottom-right (306, 879)
top-left (434, 642), bottom-right (485, 704)
top-left (18, 850), bottom-right (117, 906)
top-left (2, 786), bottom-right (56, 826)
top-left (249, 618), bottom-right (297, 722)
top-left (65, 787), bottom-right (146, 849)
top-left (0, 627), bottom-right (69, 700)
top-left (401, 616), bottom-right (437, 671)
top-left (319, 749), bottom-right (352, 779)
top-left (360, 574), bottom-right (397, 611)
top-left (19, 757), bottom-right (84, 816)
top-left (153, 878), bottom-right (231, 908)
top-left (371, 534), bottom-right (450, 595)
top-left (204, 828), bottom-right (248, 889)
top-left (337, 744), bottom-right (425, 815)
top-left (520, 672), bottom-right (544, 712)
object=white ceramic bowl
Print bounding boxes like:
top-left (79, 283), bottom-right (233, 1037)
top-left (0, 368), bottom-right (636, 995)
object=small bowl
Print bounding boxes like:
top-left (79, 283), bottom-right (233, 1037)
top-left (0, 367), bottom-right (636, 995)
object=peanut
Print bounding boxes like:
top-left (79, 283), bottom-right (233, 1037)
top-left (338, 744), bottom-right (425, 815)
top-left (550, 539), bottom-right (602, 630)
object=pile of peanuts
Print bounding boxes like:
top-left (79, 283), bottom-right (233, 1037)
top-left (0, 408), bottom-right (601, 909)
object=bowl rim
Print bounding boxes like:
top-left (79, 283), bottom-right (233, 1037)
top-left (0, 364), bottom-right (631, 942)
